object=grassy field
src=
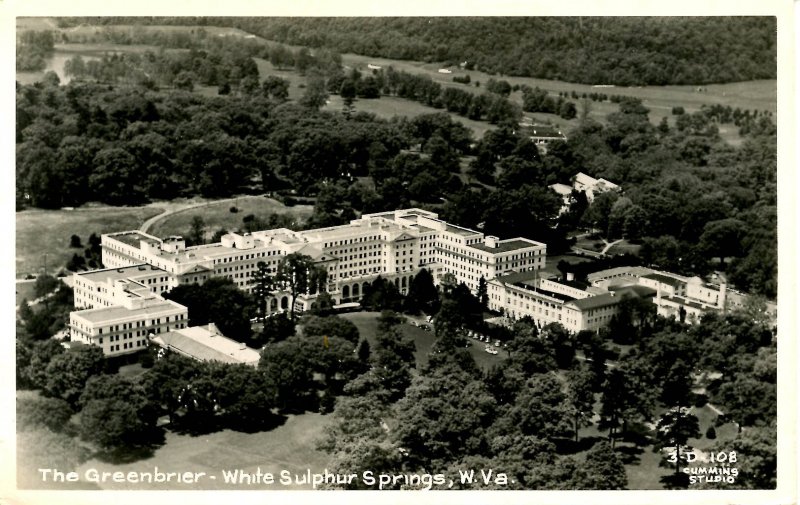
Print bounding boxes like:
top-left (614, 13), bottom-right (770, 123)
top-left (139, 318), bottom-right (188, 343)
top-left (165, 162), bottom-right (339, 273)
top-left (73, 413), bottom-right (334, 490)
top-left (15, 280), bottom-right (38, 308)
top-left (340, 311), bottom-right (507, 372)
top-left (148, 196), bottom-right (313, 240)
top-left (15, 205), bottom-right (163, 279)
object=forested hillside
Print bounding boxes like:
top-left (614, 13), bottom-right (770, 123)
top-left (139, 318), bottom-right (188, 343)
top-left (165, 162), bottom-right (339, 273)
top-left (57, 17), bottom-right (777, 85)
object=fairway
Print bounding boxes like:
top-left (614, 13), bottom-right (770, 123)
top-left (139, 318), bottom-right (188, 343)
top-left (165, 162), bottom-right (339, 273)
top-left (15, 205), bottom-right (163, 279)
top-left (147, 195), bottom-right (313, 240)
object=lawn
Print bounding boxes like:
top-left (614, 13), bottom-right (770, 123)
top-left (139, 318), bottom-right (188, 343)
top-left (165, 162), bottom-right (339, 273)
top-left (340, 311), bottom-right (507, 371)
top-left (540, 253), bottom-right (596, 278)
top-left (73, 413), bottom-right (334, 490)
top-left (15, 280), bottom-right (37, 308)
top-left (15, 205), bottom-right (163, 279)
top-left (148, 195), bottom-right (313, 240)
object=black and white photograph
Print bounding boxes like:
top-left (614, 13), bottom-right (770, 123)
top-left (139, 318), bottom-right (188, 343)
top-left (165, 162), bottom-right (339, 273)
top-left (3, 2), bottom-right (796, 504)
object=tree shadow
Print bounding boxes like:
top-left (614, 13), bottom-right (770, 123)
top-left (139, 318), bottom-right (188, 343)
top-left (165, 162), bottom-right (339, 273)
top-left (92, 428), bottom-right (166, 464)
top-left (228, 413), bottom-right (288, 434)
top-left (614, 444), bottom-right (644, 465)
top-left (554, 435), bottom-right (606, 455)
top-left (660, 472), bottom-right (690, 489)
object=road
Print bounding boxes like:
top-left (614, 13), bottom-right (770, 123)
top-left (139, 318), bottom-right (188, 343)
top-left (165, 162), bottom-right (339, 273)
top-left (139, 196), bottom-right (243, 234)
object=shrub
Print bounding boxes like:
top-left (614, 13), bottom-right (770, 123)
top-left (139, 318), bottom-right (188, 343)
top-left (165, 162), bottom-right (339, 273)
top-left (693, 393), bottom-right (708, 408)
top-left (229, 206), bottom-right (239, 213)
top-left (705, 426), bottom-right (716, 439)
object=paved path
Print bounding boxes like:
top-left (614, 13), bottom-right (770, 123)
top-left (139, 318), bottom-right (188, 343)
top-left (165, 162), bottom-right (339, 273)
top-left (570, 238), bottom-right (624, 258)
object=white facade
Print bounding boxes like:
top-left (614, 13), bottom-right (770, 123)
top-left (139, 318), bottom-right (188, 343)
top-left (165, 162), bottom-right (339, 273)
top-left (101, 208), bottom-right (546, 310)
top-left (69, 298), bottom-right (188, 357)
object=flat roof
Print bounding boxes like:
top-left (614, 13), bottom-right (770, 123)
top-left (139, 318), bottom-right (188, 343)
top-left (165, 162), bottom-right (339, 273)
top-left (512, 282), bottom-right (575, 302)
top-left (567, 285), bottom-right (655, 311)
top-left (109, 231), bottom-right (157, 248)
top-left (662, 295), bottom-right (712, 310)
top-left (469, 239), bottom-right (542, 254)
top-left (444, 223), bottom-right (480, 237)
top-left (72, 299), bottom-right (186, 325)
top-left (77, 264), bottom-right (163, 282)
top-left (642, 272), bottom-right (686, 288)
top-left (587, 266), bottom-right (653, 281)
top-left (154, 326), bottom-right (260, 365)
top-left (549, 183), bottom-right (573, 195)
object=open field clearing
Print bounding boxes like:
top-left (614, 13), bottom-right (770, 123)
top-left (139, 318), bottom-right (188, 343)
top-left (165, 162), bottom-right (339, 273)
top-left (15, 205), bottom-right (163, 279)
top-left (147, 195), bottom-right (313, 239)
top-left (73, 413), bottom-right (334, 490)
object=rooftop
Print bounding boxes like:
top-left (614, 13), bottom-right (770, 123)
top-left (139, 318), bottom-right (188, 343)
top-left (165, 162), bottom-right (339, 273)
top-left (469, 239), bottom-right (543, 254)
top-left (512, 282), bottom-right (576, 302)
top-left (77, 264), bottom-right (164, 282)
top-left (567, 285), bottom-right (656, 311)
top-left (549, 183), bottom-right (573, 196)
top-left (153, 325), bottom-right (260, 366)
top-left (444, 222), bottom-right (481, 237)
top-left (109, 231), bottom-right (159, 248)
top-left (641, 272), bottom-right (687, 288)
top-left (72, 299), bottom-right (186, 325)
top-left (587, 266), bottom-right (654, 281)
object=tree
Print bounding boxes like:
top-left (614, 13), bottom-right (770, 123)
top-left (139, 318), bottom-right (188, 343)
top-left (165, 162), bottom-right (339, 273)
top-left (599, 361), bottom-right (656, 447)
top-left (34, 274), bottom-right (58, 298)
top-left (302, 315), bottom-right (360, 344)
top-left (164, 277), bottom-right (254, 342)
top-left (712, 423), bottom-right (776, 489)
top-left (17, 395), bottom-right (74, 433)
top-left (574, 441), bottom-right (627, 489)
top-left (21, 338), bottom-right (65, 389)
top-left (275, 253), bottom-right (329, 320)
top-left (393, 370), bottom-right (496, 467)
top-left (716, 376), bottom-right (776, 430)
top-left (477, 276), bottom-right (489, 309)
top-left (506, 321), bottom-right (557, 374)
top-left (173, 70), bottom-right (196, 91)
top-left (259, 337), bottom-right (317, 412)
top-left (188, 216), bottom-right (206, 246)
top-left (262, 75), bottom-right (289, 101)
top-left (404, 268), bottom-right (440, 314)
top-left (372, 326), bottom-right (416, 401)
top-left (260, 312), bottom-right (296, 344)
top-left (495, 374), bottom-right (572, 441)
top-left (299, 73), bottom-right (329, 109)
top-left (565, 366), bottom-right (596, 442)
top-left (44, 346), bottom-right (107, 407)
top-left (78, 374), bottom-right (159, 450)
top-left (699, 218), bottom-right (747, 266)
top-left (250, 261), bottom-right (275, 319)
top-left (655, 406), bottom-right (701, 480)
top-left (69, 234), bottom-right (82, 248)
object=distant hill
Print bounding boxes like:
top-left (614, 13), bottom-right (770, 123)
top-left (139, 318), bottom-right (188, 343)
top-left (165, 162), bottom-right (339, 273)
top-left (55, 16), bottom-right (777, 86)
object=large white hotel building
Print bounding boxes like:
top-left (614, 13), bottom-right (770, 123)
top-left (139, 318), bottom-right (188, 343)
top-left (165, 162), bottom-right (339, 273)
top-left (97, 208), bottom-right (546, 311)
top-left (69, 208), bottom-right (546, 356)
